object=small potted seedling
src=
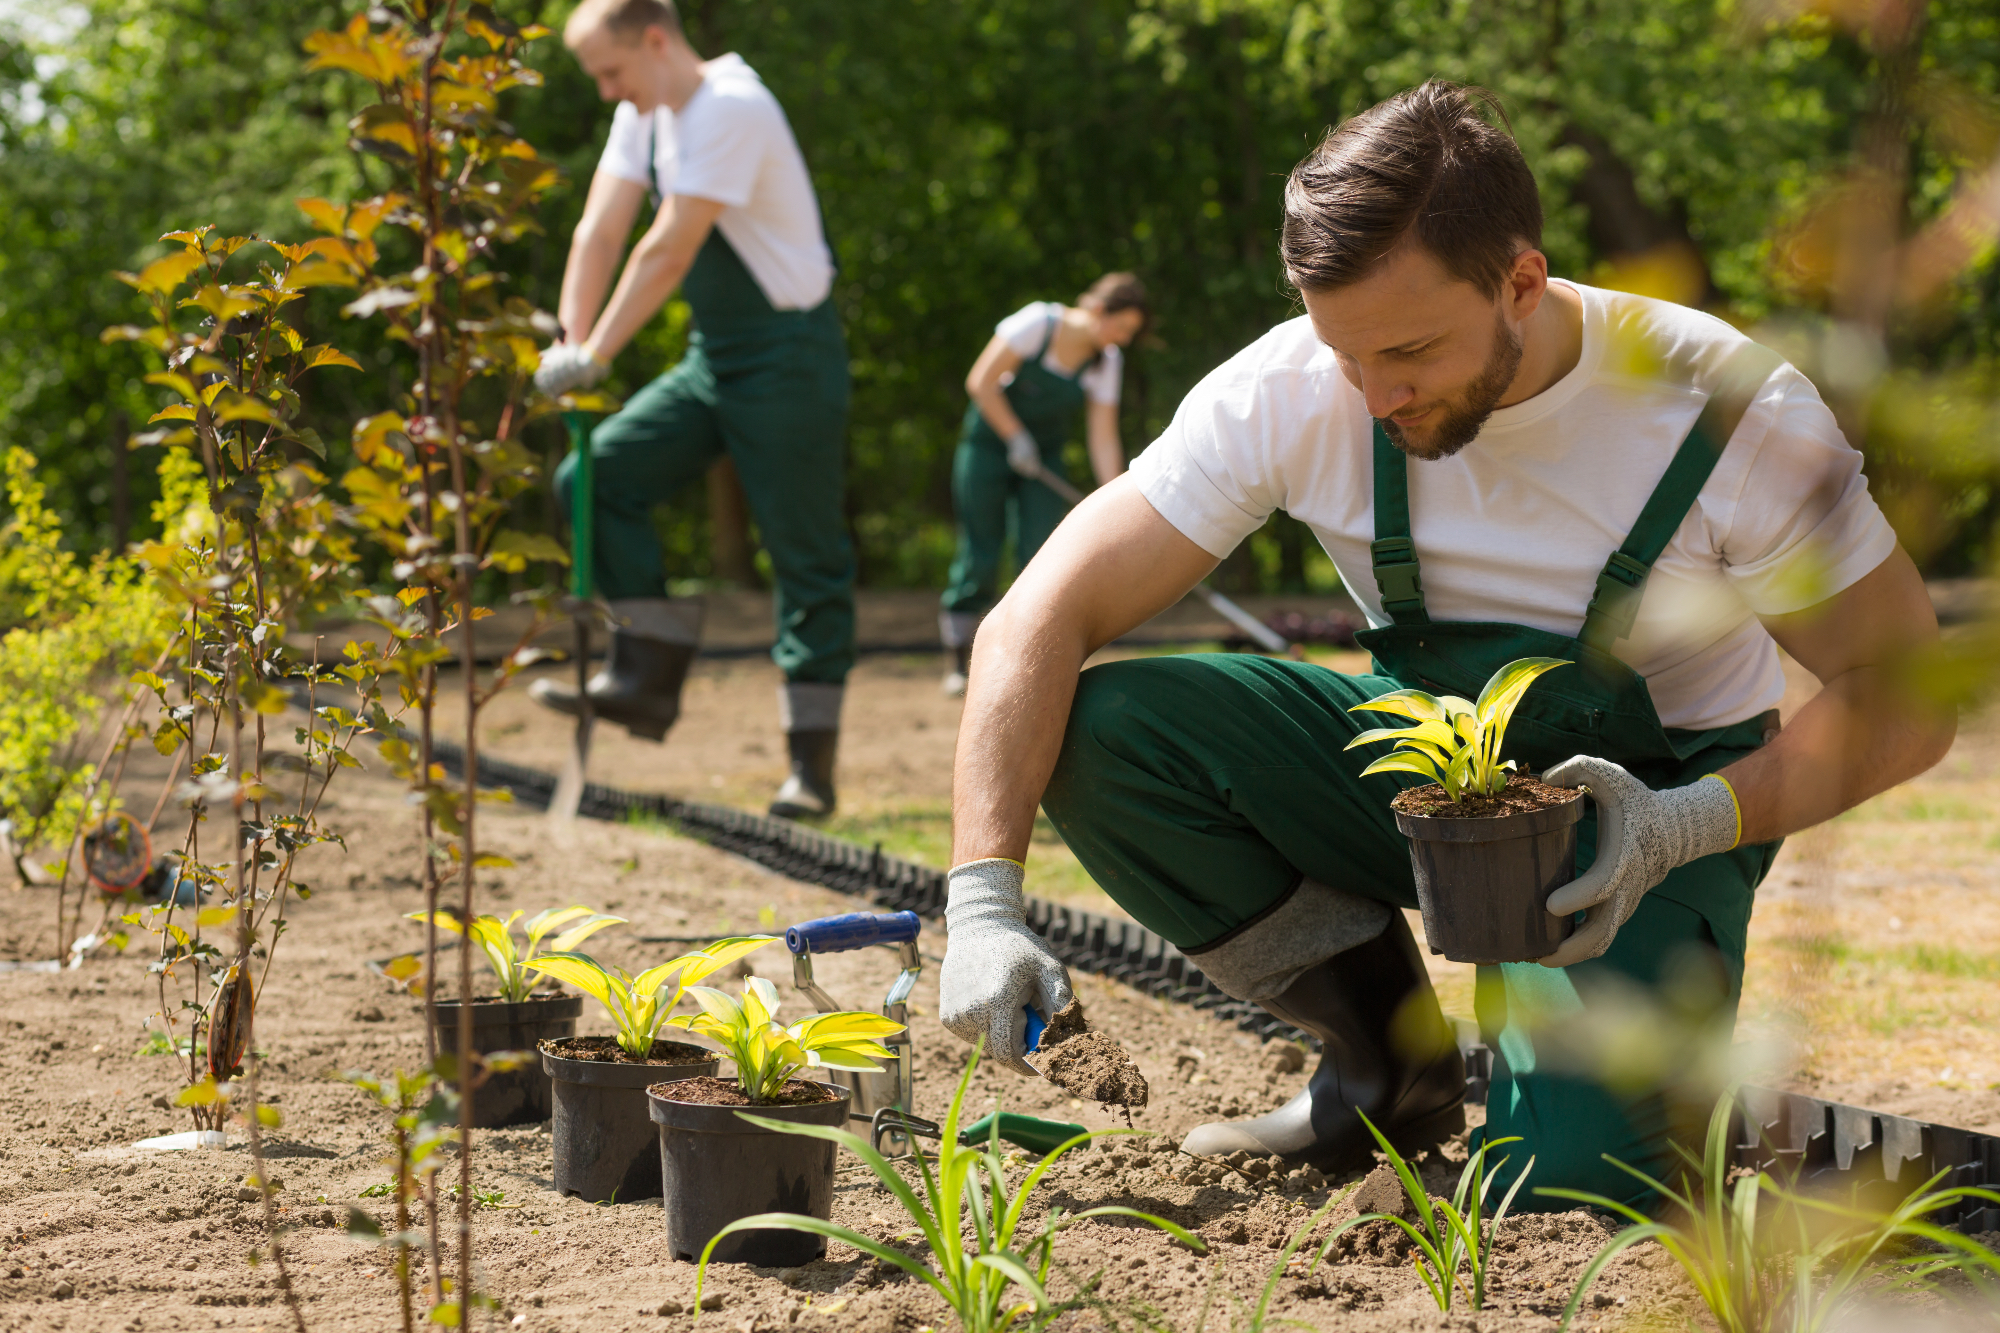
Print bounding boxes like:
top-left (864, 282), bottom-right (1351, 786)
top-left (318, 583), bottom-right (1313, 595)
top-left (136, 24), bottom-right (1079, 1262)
top-left (525, 937), bottom-right (773, 1203)
top-left (649, 974), bottom-right (904, 1265)
top-left (406, 905), bottom-right (625, 1127)
top-left (1347, 657), bottom-right (1579, 964)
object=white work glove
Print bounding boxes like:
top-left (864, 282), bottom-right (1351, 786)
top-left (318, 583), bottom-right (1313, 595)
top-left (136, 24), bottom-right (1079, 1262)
top-left (1004, 427), bottom-right (1042, 479)
top-left (1538, 758), bottom-right (1741, 968)
top-left (939, 857), bottom-right (1073, 1077)
top-left (534, 343), bottom-right (609, 398)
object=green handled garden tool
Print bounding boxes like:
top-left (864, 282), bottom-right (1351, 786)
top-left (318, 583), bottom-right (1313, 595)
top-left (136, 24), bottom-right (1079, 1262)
top-left (1029, 464), bottom-right (1291, 654)
top-left (869, 1106), bottom-right (1089, 1157)
top-left (548, 410), bottom-right (595, 823)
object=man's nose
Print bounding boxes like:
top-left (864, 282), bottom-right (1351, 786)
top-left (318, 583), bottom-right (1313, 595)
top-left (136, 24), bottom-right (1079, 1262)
top-left (1361, 375), bottom-right (1417, 420)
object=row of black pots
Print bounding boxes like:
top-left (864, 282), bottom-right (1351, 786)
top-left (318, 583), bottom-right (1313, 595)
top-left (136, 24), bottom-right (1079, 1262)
top-left (422, 998), bottom-right (840, 1266)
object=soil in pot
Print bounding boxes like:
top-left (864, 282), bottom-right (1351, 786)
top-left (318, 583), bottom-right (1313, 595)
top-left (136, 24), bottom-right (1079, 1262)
top-left (430, 992), bottom-right (581, 1128)
top-left (648, 1077), bottom-right (850, 1266)
top-left (1030, 999), bottom-right (1149, 1112)
top-left (1392, 776), bottom-right (1585, 965)
top-left (541, 1037), bottom-right (717, 1204)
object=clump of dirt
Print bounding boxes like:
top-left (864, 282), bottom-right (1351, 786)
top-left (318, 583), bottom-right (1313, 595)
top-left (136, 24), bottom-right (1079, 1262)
top-left (1391, 774), bottom-right (1580, 819)
top-left (1031, 999), bottom-right (1149, 1108)
top-left (656, 1076), bottom-right (841, 1107)
top-left (1349, 1163), bottom-right (1417, 1219)
top-left (540, 1036), bottom-right (713, 1065)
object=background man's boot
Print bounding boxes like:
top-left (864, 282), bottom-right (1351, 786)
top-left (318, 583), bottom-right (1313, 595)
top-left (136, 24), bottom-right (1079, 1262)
top-left (770, 682), bottom-right (841, 819)
top-left (1181, 910), bottom-right (1465, 1170)
top-left (528, 598), bottom-right (701, 742)
top-left (939, 610), bottom-right (979, 697)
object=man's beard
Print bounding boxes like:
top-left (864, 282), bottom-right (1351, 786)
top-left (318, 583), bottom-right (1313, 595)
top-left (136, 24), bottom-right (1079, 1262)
top-left (1380, 315), bottom-right (1524, 461)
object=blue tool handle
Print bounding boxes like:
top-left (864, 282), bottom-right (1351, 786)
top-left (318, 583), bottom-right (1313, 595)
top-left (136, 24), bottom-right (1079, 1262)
top-left (785, 910), bottom-right (921, 955)
top-left (1023, 1005), bottom-right (1046, 1054)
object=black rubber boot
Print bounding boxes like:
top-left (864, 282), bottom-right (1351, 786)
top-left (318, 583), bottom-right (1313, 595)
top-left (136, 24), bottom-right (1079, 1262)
top-left (527, 629), bottom-right (696, 742)
top-left (1180, 913), bottom-right (1465, 1170)
top-left (768, 730), bottom-right (838, 819)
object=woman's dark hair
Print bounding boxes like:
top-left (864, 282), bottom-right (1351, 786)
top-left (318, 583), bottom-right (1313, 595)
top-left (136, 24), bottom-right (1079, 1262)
top-left (1280, 80), bottom-right (1542, 298)
top-left (1078, 271), bottom-right (1151, 336)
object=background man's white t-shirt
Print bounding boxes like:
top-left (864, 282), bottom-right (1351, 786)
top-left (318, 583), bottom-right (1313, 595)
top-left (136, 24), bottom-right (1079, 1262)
top-left (994, 302), bottom-right (1123, 405)
top-left (597, 54), bottom-right (833, 311)
top-left (1130, 281), bottom-right (1898, 731)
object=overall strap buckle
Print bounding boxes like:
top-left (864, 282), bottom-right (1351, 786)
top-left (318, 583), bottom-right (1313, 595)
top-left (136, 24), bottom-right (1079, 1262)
top-left (1370, 536), bottom-right (1430, 625)
top-left (1582, 550), bottom-right (1650, 649)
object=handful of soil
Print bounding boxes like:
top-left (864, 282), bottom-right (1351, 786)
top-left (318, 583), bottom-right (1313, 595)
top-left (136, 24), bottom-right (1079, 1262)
top-left (1029, 1000), bottom-right (1148, 1109)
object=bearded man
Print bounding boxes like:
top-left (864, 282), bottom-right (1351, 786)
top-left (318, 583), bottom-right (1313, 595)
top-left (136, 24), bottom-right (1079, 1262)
top-left (935, 81), bottom-right (1952, 1204)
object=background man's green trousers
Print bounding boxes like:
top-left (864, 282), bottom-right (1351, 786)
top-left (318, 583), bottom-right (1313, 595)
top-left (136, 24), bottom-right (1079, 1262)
top-left (1041, 653), bottom-right (1779, 1209)
top-left (554, 332), bottom-right (856, 685)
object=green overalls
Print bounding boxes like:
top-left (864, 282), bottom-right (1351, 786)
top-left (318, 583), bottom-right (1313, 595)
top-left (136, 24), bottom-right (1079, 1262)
top-left (1041, 350), bottom-right (1784, 1208)
top-left (941, 313), bottom-right (1089, 618)
top-left (560, 229), bottom-right (856, 684)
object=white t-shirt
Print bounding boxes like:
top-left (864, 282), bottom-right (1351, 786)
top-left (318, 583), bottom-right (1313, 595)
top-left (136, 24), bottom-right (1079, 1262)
top-left (995, 302), bottom-right (1122, 405)
top-left (597, 54), bottom-right (833, 311)
top-left (1131, 281), bottom-right (1897, 731)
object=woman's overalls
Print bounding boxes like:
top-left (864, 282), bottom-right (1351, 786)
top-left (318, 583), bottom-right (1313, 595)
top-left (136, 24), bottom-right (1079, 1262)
top-left (557, 228), bottom-right (856, 685)
top-left (1041, 347), bottom-right (1785, 1207)
top-left (940, 312), bottom-right (1091, 622)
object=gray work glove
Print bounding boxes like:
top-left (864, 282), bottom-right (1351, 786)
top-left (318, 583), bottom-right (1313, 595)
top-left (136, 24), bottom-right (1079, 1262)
top-left (1004, 427), bottom-right (1042, 479)
top-left (1538, 757), bottom-right (1741, 968)
top-left (534, 343), bottom-right (609, 397)
top-left (939, 857), bottom-right (1073, 1077)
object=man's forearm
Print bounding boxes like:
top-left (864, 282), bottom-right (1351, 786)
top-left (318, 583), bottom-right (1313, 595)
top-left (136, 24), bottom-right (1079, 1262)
top-left (1721, 665), bottom-right (1955, 845)
top-left (949, 598), bottom-right (1089, 864)
top-left (583, 234), bottom-right (695, 365)
top-left (557, 226), bottom-right (621, 348)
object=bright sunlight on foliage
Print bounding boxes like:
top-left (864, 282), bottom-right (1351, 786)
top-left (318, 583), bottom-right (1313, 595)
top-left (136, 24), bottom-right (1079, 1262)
top-left (406, 905), bottom-right (625, 1004)
top-left (670, 974), bottom-right (904, 1105)
top-left (526, 935), bottom-right (775, 1058)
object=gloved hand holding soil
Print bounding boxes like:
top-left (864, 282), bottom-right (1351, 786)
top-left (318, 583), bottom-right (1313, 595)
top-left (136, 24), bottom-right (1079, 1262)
top-left (1028, 999), bottom-right (1149, 1109)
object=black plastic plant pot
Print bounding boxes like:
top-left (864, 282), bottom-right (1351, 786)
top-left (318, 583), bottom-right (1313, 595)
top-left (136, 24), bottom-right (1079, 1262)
top-left (431, 995), bottom-right (583, 1129)
top-left (542, 1039), bottom-right (718, 1203)
top-left (647, 1078), bottom-right (851, 1266)
top-left (1394, 788), bottom-right (1586, 965)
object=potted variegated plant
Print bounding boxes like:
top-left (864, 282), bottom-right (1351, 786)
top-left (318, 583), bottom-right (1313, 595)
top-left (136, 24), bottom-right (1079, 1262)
top-left (524, 936), bottom-right (773, 1203)
top-left (1346, 657), bottom-right (1580, 964)
top-left (648, 974), bottom-right (904, 1265)
top-left (405, 905), bottom-right (625, 1127)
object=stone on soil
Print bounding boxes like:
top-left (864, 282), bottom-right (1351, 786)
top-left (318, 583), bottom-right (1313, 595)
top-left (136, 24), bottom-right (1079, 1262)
top-left (1350, 1163), bottom-right (1418, 1219)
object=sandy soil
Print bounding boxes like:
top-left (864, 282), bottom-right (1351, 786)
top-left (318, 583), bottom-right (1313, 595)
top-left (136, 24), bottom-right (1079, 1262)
top-left (0, 721), bottom-right (1689, 1333)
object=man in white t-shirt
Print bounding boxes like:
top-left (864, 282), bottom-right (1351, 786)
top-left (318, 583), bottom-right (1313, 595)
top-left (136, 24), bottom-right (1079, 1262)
top-left (937, 82), bottom-right (1953, 1205)
top-left (528, 0), bottom-right (854, 819)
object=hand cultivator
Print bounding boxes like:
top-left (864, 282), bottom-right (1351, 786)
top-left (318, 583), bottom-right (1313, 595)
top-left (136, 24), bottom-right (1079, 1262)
top-left (784, 909), bottom-right (1081, 1156)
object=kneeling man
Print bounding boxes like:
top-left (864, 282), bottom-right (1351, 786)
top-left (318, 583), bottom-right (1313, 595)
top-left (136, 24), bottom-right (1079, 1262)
top-left (936, 81), bottom-right (1952, 1205)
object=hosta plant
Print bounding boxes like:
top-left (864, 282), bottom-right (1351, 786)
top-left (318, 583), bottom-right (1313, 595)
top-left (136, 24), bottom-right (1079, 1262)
top-left (526, 935), bottom-right (775, 1057)
top-left (407, 905), bottom-right (625, 1003)
top-left (696, 1041), bottom-right (1203, 1331)
top-left (670, 974), bottom-right (904, 1104)
top-left (1346, 657), bottom-right (1568, 802)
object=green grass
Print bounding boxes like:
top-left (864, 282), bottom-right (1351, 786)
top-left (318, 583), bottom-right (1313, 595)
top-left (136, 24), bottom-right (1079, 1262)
top-left (1775, 935), bottom-right (2000, 981)
top-left (825, 801), bottom-right (1114, 906)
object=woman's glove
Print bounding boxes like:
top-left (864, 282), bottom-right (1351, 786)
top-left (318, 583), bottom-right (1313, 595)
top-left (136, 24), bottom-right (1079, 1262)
top-left (1537, 758), bottom-right (1741, 968)
top-left (534, 343), bottom-right (610, 397)
top-left (938, 858), bottom-right (1073, 1076)
top-left (1005, 427), bottom-right (1042, 478)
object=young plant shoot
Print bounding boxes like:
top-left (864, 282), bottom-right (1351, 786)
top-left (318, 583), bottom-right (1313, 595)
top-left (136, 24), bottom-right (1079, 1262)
top-left (526, 935), bottom-right (776, 1058)
top-left (406, 905), bottom-right (625, 1003)
top-left (670, 974), bottom-right (904, 1103)
top-left (1345, 656), bottom-right (1568, 802)
top-left (1312, 1111), bottom-right (1532, 1312)
top-left (695, 1041), bottom-right (1204, 1332)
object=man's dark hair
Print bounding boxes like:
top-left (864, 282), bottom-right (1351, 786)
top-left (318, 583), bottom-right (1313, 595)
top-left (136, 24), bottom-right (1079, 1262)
top-left (572, 0), bottom-right (683, 42)
top-left (1280, 80), bottom-right (1542, 298)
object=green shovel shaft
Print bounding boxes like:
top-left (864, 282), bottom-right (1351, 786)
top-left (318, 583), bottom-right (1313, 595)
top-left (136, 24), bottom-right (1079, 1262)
top-left (563, 411), bottom-right (593, 600)
top-left (961, 1112), bottom-right (1089, 1155)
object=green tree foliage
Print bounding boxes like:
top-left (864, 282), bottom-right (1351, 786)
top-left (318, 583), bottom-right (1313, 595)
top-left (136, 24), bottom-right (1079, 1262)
top-left (3, 1), bottom-right (1998, 586)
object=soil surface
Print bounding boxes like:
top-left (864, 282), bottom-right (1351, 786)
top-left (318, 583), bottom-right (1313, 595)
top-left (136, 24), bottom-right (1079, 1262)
top-left (1031, 999), bottom-right (1150, 1110)
top-left (656, 1077), bottom-right (840, 1108)
top-left (541, 1037), bottom-right (713, 1066)
top-left (1391, 774), bottom-right (1579, 819)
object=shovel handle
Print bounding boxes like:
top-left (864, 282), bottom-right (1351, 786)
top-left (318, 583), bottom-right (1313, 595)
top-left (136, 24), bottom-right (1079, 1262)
top-left (785, 910), bottom-right (920, 955)
top-left (564, 411), bottom-right (594, 600)
top-left (961, 1111), bottom-right (1089, 1155)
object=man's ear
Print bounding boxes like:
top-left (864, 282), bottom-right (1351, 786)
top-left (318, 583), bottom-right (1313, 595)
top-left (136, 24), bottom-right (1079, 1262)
top-left (1503, 248), bottom-right (1550, 322)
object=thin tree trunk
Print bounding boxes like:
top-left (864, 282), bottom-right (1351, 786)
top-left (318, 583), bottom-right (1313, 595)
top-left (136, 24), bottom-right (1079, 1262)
top-left (706, 457), bottom-right (760, 588)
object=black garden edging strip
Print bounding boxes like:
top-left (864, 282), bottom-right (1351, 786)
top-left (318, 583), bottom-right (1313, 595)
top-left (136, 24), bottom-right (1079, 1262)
top-left (429, 739), bottom-right (2000, 1221)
